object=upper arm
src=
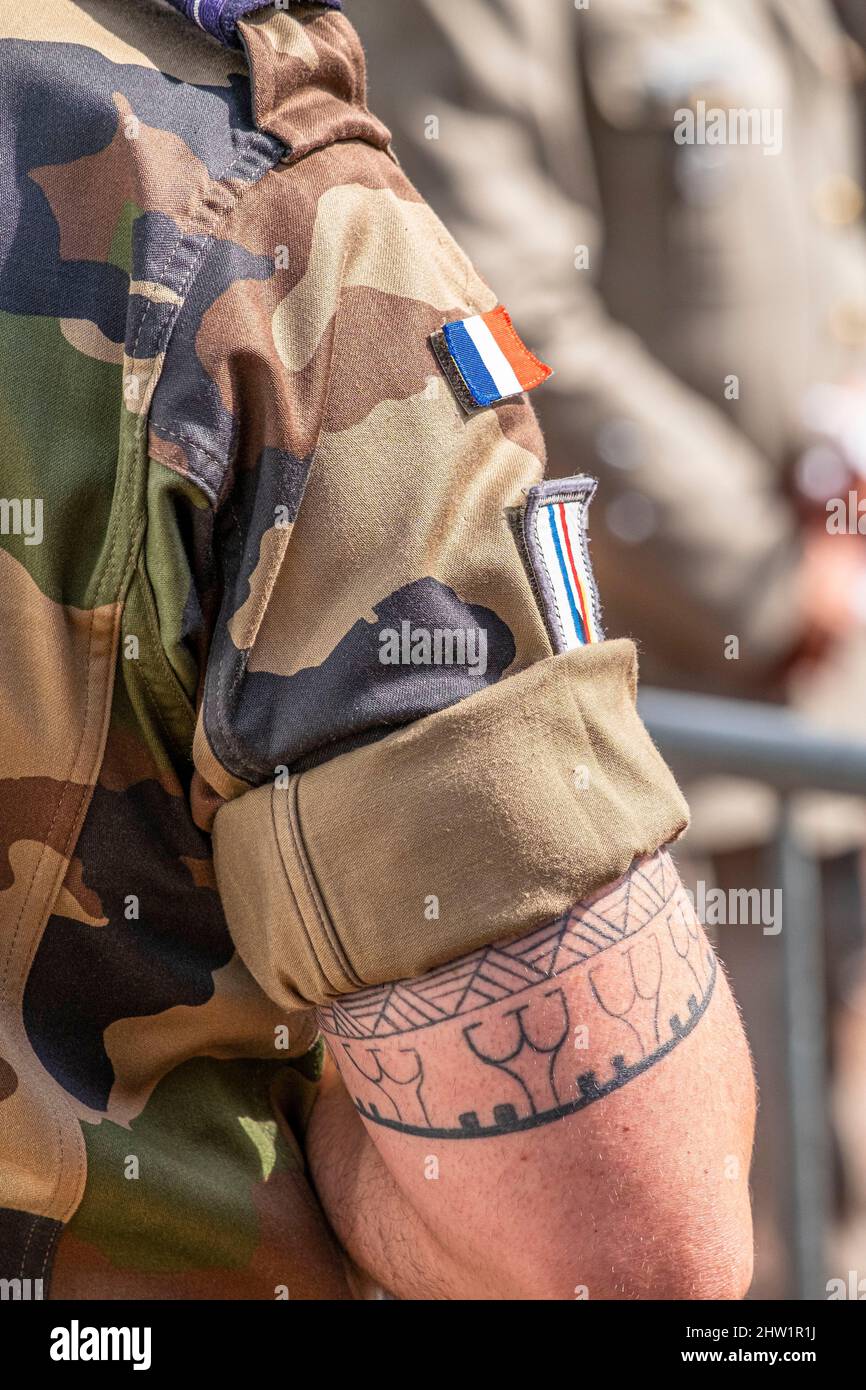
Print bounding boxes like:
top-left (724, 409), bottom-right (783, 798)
top-left (309, 851), bottom-right (756, 1300)
top-left (154, 5), bottom-right (726, 1297)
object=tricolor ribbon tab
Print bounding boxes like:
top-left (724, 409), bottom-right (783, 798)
top-left (519, 477), bottom-right (603, 650)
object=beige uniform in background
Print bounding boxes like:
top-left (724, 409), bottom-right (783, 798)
top-left (355, 0), bottom-right (866, 856)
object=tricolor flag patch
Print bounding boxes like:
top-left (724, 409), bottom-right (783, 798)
top-left (431, 305), bottom-right (552, 412)
top-left (516, 477), bottom-right (603, 650)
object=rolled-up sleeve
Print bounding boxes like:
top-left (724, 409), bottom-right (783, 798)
top-left (213, 639), bottom-right (687, 1009)
top-left (182, 109), bottom-right (687, 1010)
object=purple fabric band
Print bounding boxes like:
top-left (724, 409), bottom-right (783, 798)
top-left (165, 0), bottom-right (342, 47)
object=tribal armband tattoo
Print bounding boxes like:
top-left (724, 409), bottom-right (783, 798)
top-left (317, 852), bottom-right (716, 1140)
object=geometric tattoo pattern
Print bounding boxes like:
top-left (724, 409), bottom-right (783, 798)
top-left (318, 853), bottom-right (717, 1139)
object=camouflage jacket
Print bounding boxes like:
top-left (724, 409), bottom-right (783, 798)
top-left (0, 0), bottom-right (686, 1299)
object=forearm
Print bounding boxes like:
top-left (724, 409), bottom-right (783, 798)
top-left (307, 851), bottom-right (756, 1300)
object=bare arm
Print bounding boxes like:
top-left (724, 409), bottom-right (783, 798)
top-left (307, 851), bottom-right (756, 1300)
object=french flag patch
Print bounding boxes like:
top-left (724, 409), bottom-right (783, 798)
top-left (431, 305), bottom-right (552, 412)
top-left (518, 477), bottom-right (603, 650)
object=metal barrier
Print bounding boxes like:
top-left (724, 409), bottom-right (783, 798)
top-left (638, 687), bottom-right (866, 1302)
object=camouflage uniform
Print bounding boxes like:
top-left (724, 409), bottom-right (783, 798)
top-left (0, 0), bottom-right (686, 1299)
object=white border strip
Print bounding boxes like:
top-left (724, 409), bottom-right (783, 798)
top-left (463, 316), bottom-right (522, 399)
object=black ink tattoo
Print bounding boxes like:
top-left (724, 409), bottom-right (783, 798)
top-left (318, 853), bottom-right (717, 1139)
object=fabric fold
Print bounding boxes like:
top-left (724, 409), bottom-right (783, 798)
top-left (213, 638), bottom-right (690, 1009)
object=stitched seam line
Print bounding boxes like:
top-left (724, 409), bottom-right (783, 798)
top-left (268, 779), bottom-right (325, 1002)
top-left (132, 560), bottom-right (196, 758)
top-left (148, 428), bottom-right (226, 508)
top-left (39, 1217), bottom-right (61, 1283)
top-left (97, 132), bottom-right (282, 608)
top-left (18, 1215), bottom-right (39, 1280)
top-left (149, 427), bottom-right (228, 474)
top-left (285, 778), bottom-right (363, 990)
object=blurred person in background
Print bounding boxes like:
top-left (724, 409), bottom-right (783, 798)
top-left (355, 0), bottom-right (866, 1296)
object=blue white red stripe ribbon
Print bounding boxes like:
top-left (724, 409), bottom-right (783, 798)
top-left (520, 478), bottom-right (603, 650)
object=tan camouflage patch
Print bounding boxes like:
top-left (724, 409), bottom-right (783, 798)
top-left (1, 0), bottom-right (246, 84)
top-left (122, 352), bottom-right (164, 416)
top-left (129, 281), bottom-right (183, 307)
top-left (243, 388), bottom-right (549, 678)
top-left (271, 183), bottom-right (495, 374)
top-left (102, 954), bottom-right (316, 1127)
top-left (227, 525), bottom-right (294, 654)
top-left (59, 318), bottom-right (125, 365)
top-left (0, 551), bottom-right (118, 782)
top-left (0, 840), bottom-right (88, 1221)
top-left (243, 8), bottom-right (320, 65)
top-left (53, 857), bottom-right (108, 927)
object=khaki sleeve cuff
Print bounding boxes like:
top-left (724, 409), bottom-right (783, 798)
top-left (212, 638), bottom-right (689, 1010)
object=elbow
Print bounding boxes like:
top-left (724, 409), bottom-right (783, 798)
top-left (625, 1219), bottom-right (755, 1301)
top-left (502, 1207), bottom-right (754, 1302)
